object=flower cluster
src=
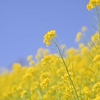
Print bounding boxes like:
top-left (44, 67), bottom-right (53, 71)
top-left (87, 0), bottom-right (100, 10)
top-left (43, 30), bottom-right (57, 46)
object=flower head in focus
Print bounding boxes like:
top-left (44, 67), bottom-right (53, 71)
top-left (87, 0), bottom-right (100, 11)
top-left (43, 30), bottom-right (57, 46)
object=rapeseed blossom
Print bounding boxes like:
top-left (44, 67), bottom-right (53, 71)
top-left (81, 26), bottom-right (87, 32)
top-left (87, 0), bottom-right (100, 10)
top-left (27, 55), bottom-right (33, 61)
top-left (43, 30), bottom-right (57, 46)
top-left (75, 32), bottom-right (82, 42)
top-left (93, 54), bottom-right (100, 61)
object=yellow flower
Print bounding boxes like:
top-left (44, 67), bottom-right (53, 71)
top-left (43, 30), bottom-right (57, 46)
top-left (40, 77), bottom-right (51, 89)
top-left (92, 82), bottom-right (100, 93)
top-left (90, 0), bottom-right (97, 4)
top-left (91, 32), bottom-right (99, 42)
top-left (96, 0), bottom-right (100, 6)
top-left (40, 72), bottom-right (50, 82)
top-left (79, 43), bottom-right (85, 49)
top-left (12, 63), bottom-right (21, 71)
top-left (93, 55), bottom-right (100, 62)
top-left (42, 49), bottom-right (50, 56)
top-left (21, 90), bottom-right (27, 98)
top-left (29, 60), bottom-right (34, 66)
top-left (87, 0), bottom-right (100, 10)
top-left (81, 47), bottom-right (89, 55)
top-left (27, 55), bottom-right (33, 61)
top-left (41, 55), bottom-right (54, 66)
top-left (81, 26), bottom-right (87, 32)
top-left (45, 41), bottom-right (51, 47)
top-left (75, 32), bottom-right (82, 42)
top-left (23, 73), bottom-right (33, 81)
top-left (83, 87), bottom-right (91, 97)
top-left (35, 53), bottom-right (41, 60)
top-left (11, 85), bottom-right (17, 93)
top-left (87, 4), bottom-right (95, 11)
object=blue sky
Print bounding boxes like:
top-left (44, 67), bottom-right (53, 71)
top-left (0, 0), bottom-right (92, 68)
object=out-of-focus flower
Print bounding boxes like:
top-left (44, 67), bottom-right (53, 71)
top-left (81, 26), bottom-right (87, 32)
top-left (29, 60), bottom-right (34, 66)
top-left (75, 32), bottom-right (82, 42)
top-left (27, 55), bottom-right (33, 61)
top-left (93, 55), bottom-right (100, 62)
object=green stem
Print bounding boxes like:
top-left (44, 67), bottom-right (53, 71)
top-left (96, 7), bottom-right (100, 40)
top-left (52, 40), bottom-right (79, 100)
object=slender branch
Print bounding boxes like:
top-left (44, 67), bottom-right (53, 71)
top-left (52, 39), bottom-right (79, 100)
top-left (96, 7), bottom-right (100, 40)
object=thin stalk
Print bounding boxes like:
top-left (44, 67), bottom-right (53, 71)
top-left (52, 39), bottom-right (79, 100)
top-left (96, 7), bottom-right (100, 40)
